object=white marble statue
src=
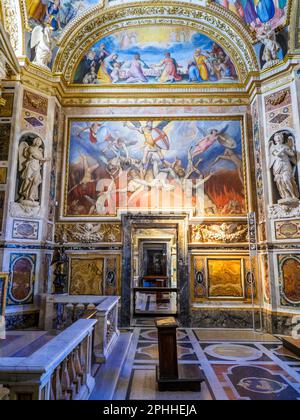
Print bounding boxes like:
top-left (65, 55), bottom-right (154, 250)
top-left (18, 137), bottom-right (49, 207)
top-left (31, 26), bottom-right (55, 69)
top-left (269, 132), bottom-right (300, 206)
top-left (257, 24), bottom-right (281, 69)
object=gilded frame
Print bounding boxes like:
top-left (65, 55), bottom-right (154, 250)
top-left (207, 257), bottom-right (245, 300)
top-left (68, 253), bottom-right (121, 296)
top-left (62, 115), bottom-right (248, 221)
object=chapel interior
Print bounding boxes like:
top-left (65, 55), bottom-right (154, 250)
top-left (0, 0), bottom-right (300, 402)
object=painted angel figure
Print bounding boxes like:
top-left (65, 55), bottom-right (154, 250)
top-left (75, 122), bottom-right (104, 143)
top-left (269, 132), bottom-right (300, 204)
top-left (31, 25), bottom-right (55, 69)
top-left (124, 121), bottom-right (171, 178)
top-left (18, 137), bottom-right (49, 206)
top-left (192, 124), bottom-right (237, 159)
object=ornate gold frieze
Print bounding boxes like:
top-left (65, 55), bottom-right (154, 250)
top-left (55, 223), bottom-right (122, 243)
top-left (60, 96), bottom-right (250, 107)
top-left (190, 223), bottom-right (249, 244)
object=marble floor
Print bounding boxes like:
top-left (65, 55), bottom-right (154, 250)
top-left (113, 328), bottom-right (300, 401)
top-left (135, 292), bottom-right (177, 315)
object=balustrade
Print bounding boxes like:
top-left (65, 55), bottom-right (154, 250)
top-left (45, 295), bottom-right (120, 363)
top-left (0, 319), bottom-right (96, 400)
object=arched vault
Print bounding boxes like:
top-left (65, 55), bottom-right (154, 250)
top-left (53, 2), bottom-right (259, 84)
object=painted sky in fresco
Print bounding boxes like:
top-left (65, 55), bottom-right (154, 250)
top-left (73, 27), bottom-right (238, 84)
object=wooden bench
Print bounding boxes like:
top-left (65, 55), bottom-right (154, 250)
top-left (281, 336), bottom-right (300, 358)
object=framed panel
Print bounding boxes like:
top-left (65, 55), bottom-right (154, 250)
top-left (8, 254), bottom-right (36, 305)
top-left (207, 258), bottom-right (244, 299)
top-left (69, 254), bottom-right (121, 296)
top-left (63, 116), bottom-right (247, 219)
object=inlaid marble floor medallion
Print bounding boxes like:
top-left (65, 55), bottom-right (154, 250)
top-left (204, 343), bottom-right (264, 362)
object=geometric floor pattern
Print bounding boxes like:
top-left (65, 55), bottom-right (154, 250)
top-left (113, 328), bottom-right (300, 400)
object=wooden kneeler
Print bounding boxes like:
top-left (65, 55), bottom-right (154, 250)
top-left (155, 317), bottom-right (204, 392)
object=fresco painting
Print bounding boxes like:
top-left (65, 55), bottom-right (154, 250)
top-left (73, 27), bottom-right (238, 84)
top-left (26, 0), bottom-right (101, 32)
top-left (213, 0), bottom-right (289, 32)
top-left (65, 118), bottom-right (246, 217)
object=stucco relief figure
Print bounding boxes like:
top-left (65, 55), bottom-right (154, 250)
top-left (269, 132), bottom-right (300, 206)
top-left (257, 24), bottom-right (281, 69)
top-left (18, 137), bottom-right (49, 207)
top-left (31, 25), bottom-right (55, 69)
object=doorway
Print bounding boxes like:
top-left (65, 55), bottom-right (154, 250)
top-left (121, 215), bottom-right (189, 327)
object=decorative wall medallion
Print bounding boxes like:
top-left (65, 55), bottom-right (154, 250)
top-left (190, 223), bottom-right (248, 243)
top-left (55, 223), bottom-right (122, 243)
top-left (22, 110), bottom-right (45, 136)
top-left (278, 255), bottom-right (300, 306)
top-left (8, 254), bottom-right (36, 305)
top-left (23, 90), bottom-right (48, 116)
top-left (12, 219), bottom-right (39, 240)
top-left (275, 220), bottom-right (300, 240)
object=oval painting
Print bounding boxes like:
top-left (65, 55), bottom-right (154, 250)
top-left (10, 257), bottom-right (33, 303)
top-left (282, 258), bottom-right (300, 303)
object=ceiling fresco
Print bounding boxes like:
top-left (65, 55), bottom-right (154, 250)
top-left (26, 0), bottom-right (102, 32)
top-left (73, 27), bottom-right (239, 85)
top-left (212, 0), bottom-right (290, 32)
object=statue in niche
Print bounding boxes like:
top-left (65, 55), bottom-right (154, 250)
top-left (18, 136), bottom-right (49, 207)
top-left (31, 26), bottom-right (55, 69)
top-left (269, 131), bottom-right (300, 206)
top-left (257, 24), bottom-right (281, 69)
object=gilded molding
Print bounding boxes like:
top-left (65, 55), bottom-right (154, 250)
top-left (60, 96), bottom-right (250, 107)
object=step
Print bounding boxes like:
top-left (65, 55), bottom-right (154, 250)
top-left (281, 336), bottom-right (300, 358)
top-left (89, 331), bottom-right (133, 400)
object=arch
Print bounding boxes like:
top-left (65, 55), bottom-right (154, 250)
top-left (53, 2), bottom-right (259, 83)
